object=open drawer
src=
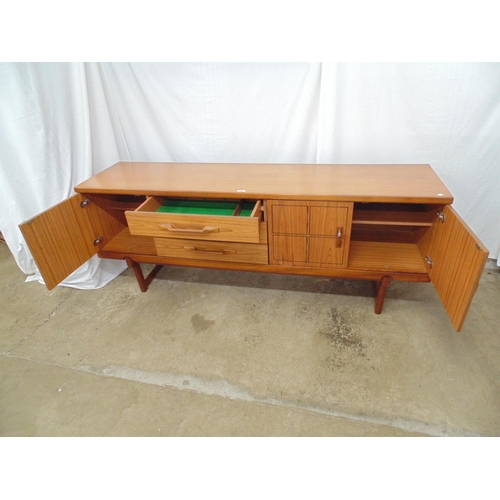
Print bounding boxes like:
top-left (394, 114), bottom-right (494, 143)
top-left (125, 197), bottom-right (263, 243)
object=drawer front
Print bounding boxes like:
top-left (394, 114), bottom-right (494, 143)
top-left (155, 238), bottom-right (268, 264)
top-left (126, 197), bottom-right (262, 243)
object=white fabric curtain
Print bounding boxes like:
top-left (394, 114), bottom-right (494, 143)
top-left (0, 62), bottom-right (127, 288)
top-left (1, 62), bottom-right (499, 289)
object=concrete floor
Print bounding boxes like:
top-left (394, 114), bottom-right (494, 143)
top-left (1, 242), bottom-right (499, 436)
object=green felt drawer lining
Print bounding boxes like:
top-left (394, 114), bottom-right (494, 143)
top-left (156, 200), bottom-right (255, 217)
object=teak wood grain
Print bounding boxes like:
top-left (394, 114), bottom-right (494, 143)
top-left (125, 197), bottom-right (262, 243)
top-left (351, 225), bottom-right (420, 244)
top-left (21, 161), bottom-right (488, 331)
top-left (99, 227), bottom-right (158, 256)
top-left (272, 235), bottom-right (308, 264)
top-left (309, 204), bottom-right (350, 236)
top-left (155, 237), bottom-right (268, 265)
top-left (75, 162), bottom-right (454, 204)
top-left (348, 241), bottom-right (428, 274)
top-left (271, 203), bottom-right (309, 235)
top-left (100, 251), bottom-right (431, 282)
top-left (267, 200), bottom-right (354, 269)
top-left (352, 210), bottom-right (435, 226)
top-left (19, 194), bottom-right (124, 290)
top-left (417, 205), bottom-right (489, 331)
top-left (102, 221), bottom-right (268, 253)
top-left (308, 237), bottom-right (346, 266)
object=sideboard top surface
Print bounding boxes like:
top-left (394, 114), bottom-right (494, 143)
top-left (74, 162), bottom-right (454, 203)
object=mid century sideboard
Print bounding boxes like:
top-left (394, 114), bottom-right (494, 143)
top-left (20, 162), bottom-right (489, 331)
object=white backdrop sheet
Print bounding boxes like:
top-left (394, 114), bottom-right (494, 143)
top-left (0, 62), bottom-right (499, 289)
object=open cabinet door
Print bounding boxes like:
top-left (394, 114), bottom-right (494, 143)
top-left (418, 205), bottom-right (489, 331)
top-left (19, 193), bottom-right (124, 290)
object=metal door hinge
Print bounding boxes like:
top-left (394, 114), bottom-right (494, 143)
top-left (93, 236), bottom-right (103, 246)
top-left (425, 256), bottom-right (433, 268)
top-left (437, 211), bottom-right (445, 223)
top-left (80, 198), bottom-right (91, 208)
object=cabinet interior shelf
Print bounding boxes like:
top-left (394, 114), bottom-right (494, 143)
top-left (352, 210), bottom-right (434, 226)
top-left (109, 202), bottom-right (144, 211)
top-left (348, 240), bottom-right (427, 273)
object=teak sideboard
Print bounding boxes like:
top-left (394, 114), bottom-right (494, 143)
top-left (20, 162), bottom-right (489, 331)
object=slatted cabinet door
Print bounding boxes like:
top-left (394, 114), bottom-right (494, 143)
top-left (418, 205), bottom-right (489, 331)
top-left (19, 193), bottom-right (124, 290)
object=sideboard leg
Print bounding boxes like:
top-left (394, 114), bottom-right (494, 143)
top-left (374, 276), bottom-right (392, 314)
top-left (126, 258), bottom-right (162, 292)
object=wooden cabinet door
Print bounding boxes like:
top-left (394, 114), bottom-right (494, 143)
top-left (272, 235), bottom-right (308, 264)
top-left (309, 205), bottom-right (349, 236)
top-left (308, 237), bottom-right (346, 266)
top-left (418, 205), bottom-right (489, 331)
top-left (19, 193), bottom-right (124, 290)
top-left (270, 203), bottom-right (308, 235)
top-left (267, 200), bottom-right (353, 268)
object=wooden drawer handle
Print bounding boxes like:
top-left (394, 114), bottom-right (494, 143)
top-left (159, 224), bottom-right (219, 234)
top-left (184, 246), bottom-right (236, 255)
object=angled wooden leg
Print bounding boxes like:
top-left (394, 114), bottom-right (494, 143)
top-left (126, 258), bottom-right (162, 292)
top-left (374, 276), bottom-right (392, 314)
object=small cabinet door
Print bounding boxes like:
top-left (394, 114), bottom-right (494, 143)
top-left (308, 237), bottom-right (346, 266)
top-left (271, 203), bottom-right (308, 235)
top-left (309, 205), bottom-right (349, 236)
top-left (267, 200), bottom-right (353, 268)
top-left (418, 205), bottom-right (489, 331)
top-left (19, 193), bottom-right (124, 290)
top-left (272, 235), bottom-right (308, 263)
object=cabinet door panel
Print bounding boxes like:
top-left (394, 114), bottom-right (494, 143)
top-left (309, 206), bottom-right (348, 236)
top-left (309, 237), bottom-right (345, 266)
top-left (19, 194), bottom-right (121, 290)
top-left (271, 204), bottom-right (308, 235)
top-left (272, 235), bottom-right (307, 264)
top-left (418, 205), bottom-right (489, 331)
